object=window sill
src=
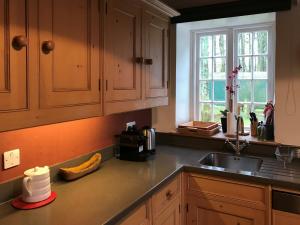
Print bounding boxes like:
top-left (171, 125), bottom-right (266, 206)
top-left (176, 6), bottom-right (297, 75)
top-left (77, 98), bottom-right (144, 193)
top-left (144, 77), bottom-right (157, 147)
top-left (163, 129), bottom-right (278, 147)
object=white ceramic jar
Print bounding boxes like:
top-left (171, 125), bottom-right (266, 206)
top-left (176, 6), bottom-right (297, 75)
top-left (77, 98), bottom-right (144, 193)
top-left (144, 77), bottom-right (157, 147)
top-left (22, 166), bottom-right (51, 203)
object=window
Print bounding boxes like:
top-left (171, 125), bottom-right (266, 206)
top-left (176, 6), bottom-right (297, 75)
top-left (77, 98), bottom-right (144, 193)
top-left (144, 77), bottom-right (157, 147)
top-left (194, 24), bottom-right (275, 126)
top-left (197, 32), bottom-right (228, 122)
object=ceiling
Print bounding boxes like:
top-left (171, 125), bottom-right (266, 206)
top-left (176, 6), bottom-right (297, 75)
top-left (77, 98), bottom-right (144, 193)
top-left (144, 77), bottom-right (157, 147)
top-left (161, 0), bottom-right (238, 9)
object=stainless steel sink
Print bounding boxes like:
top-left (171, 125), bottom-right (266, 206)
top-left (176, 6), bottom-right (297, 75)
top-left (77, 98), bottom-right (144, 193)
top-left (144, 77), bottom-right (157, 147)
top-left (199, 152), bottom-right (263, 172)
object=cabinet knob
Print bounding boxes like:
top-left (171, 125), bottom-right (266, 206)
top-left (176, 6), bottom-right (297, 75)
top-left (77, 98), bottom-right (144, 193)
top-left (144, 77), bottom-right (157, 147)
top-left (166, 190), bottom-right (173, 200)
top-left (135, 57), bottom-right (144, 64)
top-left (12, 35), bottom-right (28, 51)
top-left (42, 40), bottom-right (55, 54)
top-left (144, 58), bottom-right (153, 65)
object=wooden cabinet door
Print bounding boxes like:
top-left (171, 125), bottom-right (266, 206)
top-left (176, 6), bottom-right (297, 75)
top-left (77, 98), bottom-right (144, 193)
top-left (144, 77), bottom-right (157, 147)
top-left (153, 197), bottom-right (181, 225)
top-left (188, 205), bottom-right (253, 225)
top-left (143, 10), bottom-right (169, 99)
top-left (0, 0), bottom-right (28, 112)
top-left (273, 210), bottom-right (300, 225)
top-left (104, 0), bottom-right (142, 102)
top-left (38, 0), bottom-right (100, 108)
top-left (119, 201), bottom-right (151, 225)
top-left (186, 196), bottom-right (265, 225)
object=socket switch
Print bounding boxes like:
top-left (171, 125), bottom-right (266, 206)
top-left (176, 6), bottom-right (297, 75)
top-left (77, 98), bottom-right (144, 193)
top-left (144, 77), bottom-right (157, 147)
top-left (3, 149), bottom-right (20, 169)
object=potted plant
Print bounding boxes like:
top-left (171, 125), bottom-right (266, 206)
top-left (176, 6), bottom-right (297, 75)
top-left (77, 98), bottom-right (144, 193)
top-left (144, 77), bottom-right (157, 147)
top-left (225, 65), bottom-right (242, 135)
top-left (220, 109), bottom-right (229, 133)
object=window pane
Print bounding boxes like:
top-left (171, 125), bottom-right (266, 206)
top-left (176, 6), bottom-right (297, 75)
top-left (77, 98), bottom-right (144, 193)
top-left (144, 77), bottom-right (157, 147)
top-left (253, 56), bottom-right (268, 79)
top-left (200, 81), bottom-right (212, 101)
top-left (238, 57), bottom-right (252, 79)
top-left (239, 104), bottom-right (251, 128)
top-left (253, 31), bottom-right (268, 55)
top-left (200, 103), bottom-right (212, 122)
top-left (213, 34), bottom-right (227, 57)
top-left (254, 80), bottom-right (267, 103)
top-left (254, 104), bottom-right (265, 122)
top-left (200, 36), bottom-right (212, 57)
top-left (238, 32), bottom-right (252, 56)
top-left (238, 80), bottom-right (251, 102)
top-left (200, 58), bottom-right (212, 80)
top-left (214, 80), bottom-right (226, 101)
top-left (213, 104), bottom-right (226, 122)
top-left (213, 58), bottom-right (226, 79)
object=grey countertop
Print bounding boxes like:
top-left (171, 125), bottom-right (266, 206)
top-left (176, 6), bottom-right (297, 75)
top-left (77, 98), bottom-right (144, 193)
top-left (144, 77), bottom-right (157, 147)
top-left (1, 145), bottom-right (300, 225)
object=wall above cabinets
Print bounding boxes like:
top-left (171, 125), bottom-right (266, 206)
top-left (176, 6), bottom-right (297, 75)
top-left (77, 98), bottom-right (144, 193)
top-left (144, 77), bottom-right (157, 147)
top-left (0, 0), bottom-right (178, 132)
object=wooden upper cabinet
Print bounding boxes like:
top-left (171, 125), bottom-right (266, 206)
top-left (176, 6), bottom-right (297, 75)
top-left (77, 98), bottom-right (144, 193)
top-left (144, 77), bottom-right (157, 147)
top-left (38, 0), bottom-right (101, 108)
top-left (143, 10), bottom-right (169, 99)
top-left (0, 0), bottom-right (28, 112)
top-left (104, 0), bottom-right (142, 102)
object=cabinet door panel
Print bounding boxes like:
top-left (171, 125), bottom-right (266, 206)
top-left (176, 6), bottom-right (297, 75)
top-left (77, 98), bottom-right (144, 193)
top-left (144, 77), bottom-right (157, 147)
top-left (39, 0), bottom-right (100, 108)
top-left (153, 197), bottom-right (180, 225)
top-left (144, 11), bottom-right (169, 98)
top-left (0, 0), bottom-right (28, 111)
top-left (189, 206), bottom-right (253, 225)
top-left (273, 210), bottom-right (300, 225)
top-left (187, 196), bottom-right (265, 225)
top-left (105, 0), bottom-right (142, 102)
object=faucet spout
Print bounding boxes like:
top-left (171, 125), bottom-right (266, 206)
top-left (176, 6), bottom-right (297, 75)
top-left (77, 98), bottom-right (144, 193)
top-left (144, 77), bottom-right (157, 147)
top-left (225, 115), bottom-right (249, 155)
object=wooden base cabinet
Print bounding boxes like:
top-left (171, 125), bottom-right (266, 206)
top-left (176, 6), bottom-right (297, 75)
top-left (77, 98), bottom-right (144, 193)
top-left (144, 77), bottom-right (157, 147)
top-left (273, 210), bottom-right (300, 225)
top-left (153, 197), bottom-right (181, 225)
top-left (119, 200), bottom-right (151, 225)
top-left (184, 173), bottom-right (270, 225)
top-left (186, 196), bottom-right (265, 225)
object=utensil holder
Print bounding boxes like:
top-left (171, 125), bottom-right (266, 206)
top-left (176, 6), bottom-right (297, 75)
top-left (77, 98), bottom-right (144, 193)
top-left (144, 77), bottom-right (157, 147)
top-left (250, 121), bottom-right (258, 137)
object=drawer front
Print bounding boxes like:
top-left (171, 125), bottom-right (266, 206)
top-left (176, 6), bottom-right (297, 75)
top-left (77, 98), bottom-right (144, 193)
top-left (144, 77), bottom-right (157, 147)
top-left (186, 173), bottom-right (267, 210)
top-left (119, 201), bottom-right (151, 225)
top-left (187, 195), bottom-right (266, 225)
top-left (152, 175), bottom-right (181, 216)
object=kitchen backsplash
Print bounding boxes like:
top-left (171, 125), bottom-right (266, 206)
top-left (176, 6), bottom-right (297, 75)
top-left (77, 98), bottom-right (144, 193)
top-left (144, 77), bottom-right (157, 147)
top-left (0, 109), bottom-right (151, 183)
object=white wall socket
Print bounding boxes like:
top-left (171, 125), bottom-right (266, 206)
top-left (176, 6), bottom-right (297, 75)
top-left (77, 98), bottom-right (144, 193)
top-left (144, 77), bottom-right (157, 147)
top-left (3, 149), bottom-right (20, 169)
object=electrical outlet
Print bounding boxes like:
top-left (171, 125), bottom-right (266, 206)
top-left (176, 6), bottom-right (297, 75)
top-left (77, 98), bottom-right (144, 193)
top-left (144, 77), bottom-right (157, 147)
top-left (126, 121), bottom-right (136, 131)
top-left (3, 149), bottom-right (20, 169)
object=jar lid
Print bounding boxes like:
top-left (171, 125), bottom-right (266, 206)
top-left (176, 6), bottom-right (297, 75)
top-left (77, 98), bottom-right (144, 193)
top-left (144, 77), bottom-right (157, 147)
top-left (24, 166), bottom-right (49, 176)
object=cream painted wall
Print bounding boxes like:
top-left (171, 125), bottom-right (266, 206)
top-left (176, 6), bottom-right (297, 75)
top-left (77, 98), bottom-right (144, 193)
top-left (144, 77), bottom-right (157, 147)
top-left (275, 3), bottom-right (300, 146)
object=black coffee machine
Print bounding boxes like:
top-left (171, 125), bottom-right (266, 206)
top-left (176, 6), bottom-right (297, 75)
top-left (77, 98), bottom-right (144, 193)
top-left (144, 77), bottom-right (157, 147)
top-left (118, 125), bottom-right (155, 162)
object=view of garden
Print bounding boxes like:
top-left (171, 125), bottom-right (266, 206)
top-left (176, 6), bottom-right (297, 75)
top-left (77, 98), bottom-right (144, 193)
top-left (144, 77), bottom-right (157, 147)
top-left (198, 30), bottom-right (269, 127)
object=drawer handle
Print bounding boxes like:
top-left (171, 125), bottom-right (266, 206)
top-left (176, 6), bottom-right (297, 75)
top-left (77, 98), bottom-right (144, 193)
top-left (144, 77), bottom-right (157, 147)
top-left (12, 35), bottom-right (28, 51)
top-left (135, 57), bottom-right (144, 64)
top-left (144, 58), bottom-right (153, 65)
top-left (42, 40), bottom-right (55, 54)
top-left (166, 190), bottom-right (173, 200)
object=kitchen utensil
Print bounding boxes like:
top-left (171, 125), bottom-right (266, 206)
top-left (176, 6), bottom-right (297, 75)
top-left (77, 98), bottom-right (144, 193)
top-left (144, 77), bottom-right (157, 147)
top-left (275, 146), bottom-right (294, 168)
top-left (22, 166), bottom-right (51, 203)
top-left (142, 127), bottom-right (156, 153)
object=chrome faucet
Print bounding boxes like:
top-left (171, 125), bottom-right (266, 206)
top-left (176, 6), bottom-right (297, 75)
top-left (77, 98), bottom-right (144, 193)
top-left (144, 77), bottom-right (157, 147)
top-left (225, 116), bottom-right (249, 155)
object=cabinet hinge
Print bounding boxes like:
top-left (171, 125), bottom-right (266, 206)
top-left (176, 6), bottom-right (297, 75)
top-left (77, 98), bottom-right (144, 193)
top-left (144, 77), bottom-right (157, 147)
top-left (179, 204), bottom-right (181, 214)
top-left (98, 0), bottom-right (100, 13)
top-left (98, 79), bottom-right (101, 91)
top-left (105, 1), bottom-right (108, 15)
top-left (186, 203), bottom-right (189, 213)
top-left (105, 80), bottom-right (108, 91)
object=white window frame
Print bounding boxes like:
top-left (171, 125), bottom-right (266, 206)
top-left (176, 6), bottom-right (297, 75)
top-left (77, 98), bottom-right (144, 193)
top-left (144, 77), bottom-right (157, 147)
top-left (191, 22), bottom-right (275, 123)
top-left (233, 23), bottom-right (275, 115)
